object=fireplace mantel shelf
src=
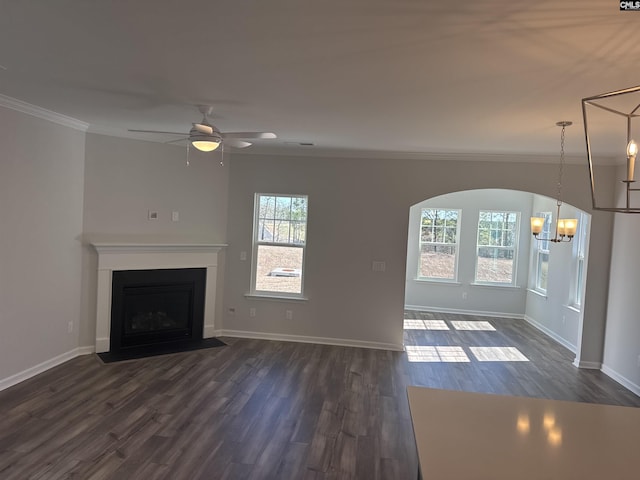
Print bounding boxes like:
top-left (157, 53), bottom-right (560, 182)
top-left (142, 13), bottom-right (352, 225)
top-left (91, 242), bottom-right (227, 254)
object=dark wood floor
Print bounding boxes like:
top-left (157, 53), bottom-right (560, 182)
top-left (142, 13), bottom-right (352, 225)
top-left (1, 312), bottom-right (639, 479)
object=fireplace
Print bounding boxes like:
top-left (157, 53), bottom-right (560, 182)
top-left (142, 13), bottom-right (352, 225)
top-left (90, 241), bottom-right (226, 355)
top-left (110, 268), bottom-right (206, 353)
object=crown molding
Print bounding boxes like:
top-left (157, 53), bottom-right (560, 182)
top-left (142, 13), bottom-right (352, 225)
top-left (0, 94), bottom-right (89, 131)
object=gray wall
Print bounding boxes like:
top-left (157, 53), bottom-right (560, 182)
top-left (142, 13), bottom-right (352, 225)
top-left (601, 166), bottom-right (640, 394)
top-left (405, 189), bottom-right (533, 317)
top-left (80, 133), bottom-right (229, 347)
top-left (223, 153), bottom-right (613, 363)
top-left (0, 106), bottom-right (85, 381)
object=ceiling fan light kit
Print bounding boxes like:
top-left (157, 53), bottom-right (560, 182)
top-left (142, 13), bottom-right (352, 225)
top-left (128, 105), bottom-right (276, 155)
top-left (189, 128), bottom-right (222, 152)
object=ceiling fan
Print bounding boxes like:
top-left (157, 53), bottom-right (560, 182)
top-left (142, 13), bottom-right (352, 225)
top-left (128, 106), bottom-right (276, 152)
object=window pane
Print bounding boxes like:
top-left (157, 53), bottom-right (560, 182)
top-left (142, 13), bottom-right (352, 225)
top-left (420, 244), bottom-right (456, 279)
top-left (575, 259), bottom-right (583, 304)
top-left (537, 252), bottom-right (549, 291)
top-left (476, 247), bottom-right (514, 283)
top-left (258, 194), bottom-right (307, 245)
top-left (255, 245), bottom-right (303, 294)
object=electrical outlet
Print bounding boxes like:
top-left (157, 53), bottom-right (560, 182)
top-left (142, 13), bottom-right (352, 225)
top-left (228, 307), bottom-right (236, 315)
top-left (250, 308), bottom-right (256, 318)
top-left (171, 211), bottom-right (179, 222)
top-left (462, 291), bottom-right (468, 300)
top-left (240, 251), bottom-right (247, 261)
top-left (286, 310), bottom-right (293, 320)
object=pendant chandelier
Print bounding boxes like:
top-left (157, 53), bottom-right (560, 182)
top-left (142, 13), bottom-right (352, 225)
top-left (582, 85), bottom-right (640, 213)
top-left (530, 121), bottom-right (578, 243)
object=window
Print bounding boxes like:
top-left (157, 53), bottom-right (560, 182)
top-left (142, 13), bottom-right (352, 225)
top-left (418, 208), bottom-right (461, 281)
top-left (475, 210), bottom-right (519, 284)
top-left (572, 213), bottom-right (588, 307)
top-left (252, 194), bottom-right (308, 297)
top-left (533, 212), bottom-right (552, 293)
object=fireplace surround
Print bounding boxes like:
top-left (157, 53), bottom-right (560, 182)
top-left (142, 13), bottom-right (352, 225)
top-left (91, 241), bottom-right (225, 354)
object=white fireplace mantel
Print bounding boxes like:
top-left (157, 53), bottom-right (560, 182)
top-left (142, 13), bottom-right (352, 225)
top-left (91, 241), bottom-right (227, 353)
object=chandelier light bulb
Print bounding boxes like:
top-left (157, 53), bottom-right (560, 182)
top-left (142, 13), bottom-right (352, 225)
top-left (627, 140), bottom-right (638, 182)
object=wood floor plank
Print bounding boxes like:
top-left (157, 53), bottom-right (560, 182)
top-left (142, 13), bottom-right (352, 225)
top-left (1, 312), bottom-right (639, 479)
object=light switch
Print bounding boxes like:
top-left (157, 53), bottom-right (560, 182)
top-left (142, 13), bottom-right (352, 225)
top-left (172, 211), bottom-right (179, 222)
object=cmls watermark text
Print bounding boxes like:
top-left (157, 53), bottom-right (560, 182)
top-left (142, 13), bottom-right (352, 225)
top-left (621, 1), bottom-right (640, 10)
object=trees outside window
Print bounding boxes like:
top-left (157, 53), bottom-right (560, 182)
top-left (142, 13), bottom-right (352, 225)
top-left (532, 212), bottom-right (552, 293)
top-left (418, 209), bottom-right (461, 281)
top-left (252, 194), bottom-right (308, 297)
top-left (475, 210), bottom-right (519, 284)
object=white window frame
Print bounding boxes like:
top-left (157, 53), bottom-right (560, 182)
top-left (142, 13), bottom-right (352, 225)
top-left (475, 210), bottom-right (520, 285)
top-left (572, 213), bottom-right (588, 308)
top-left (532, 211), bottom-right (552, 294)
top-left (417, 208), bottom-right (461, 282)
top-left (250, 193), bottom-right (308, 299)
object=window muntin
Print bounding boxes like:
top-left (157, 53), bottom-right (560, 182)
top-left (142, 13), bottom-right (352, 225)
top-left (475, 210), bottom-right (519, 284)
top-left (533, 212), bottom-right (552, 293)
top-left (418, 208), bottom-right (461, 281)
top-left (252, 194), bottom-right (308, 296)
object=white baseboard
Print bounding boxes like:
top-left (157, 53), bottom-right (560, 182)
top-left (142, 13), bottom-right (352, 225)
top-left (523, 315), bottom-right (577, 353)
top-left (0, 346), bottom-right (94, 392)
top-left (573, 360), bottom-right (602, 370)
top-left (601, 364), bottom-right (640, 397)
top-left (404, 304), bottom-right (524, 320)
top-left (216, 329), bottom-right (404, 352)
top-left (96, 337), bottom-right (109, 354)
top-left (203, 325), bottom-right (217, 339)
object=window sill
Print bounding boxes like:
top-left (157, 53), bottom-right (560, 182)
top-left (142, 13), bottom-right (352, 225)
top-left (527, 288), bottom-right (547, 299)
top-left (566, 304), bottom-right (581, 313)
top-left (470, 283), bottom-right (520, 290)
top-left (413, 279), bottom-right (462, 286)
top-left (245, 293), bottom-right (309, 303)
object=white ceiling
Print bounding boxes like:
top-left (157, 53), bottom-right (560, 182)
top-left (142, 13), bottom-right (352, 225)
top-left (1, 0), bottom-right (638, 159)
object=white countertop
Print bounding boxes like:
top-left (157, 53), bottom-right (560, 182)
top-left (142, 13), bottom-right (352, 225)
top-left (407, 386), bottom-right (640, 480)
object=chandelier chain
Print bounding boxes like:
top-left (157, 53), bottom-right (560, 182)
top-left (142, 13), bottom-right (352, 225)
top-left (557, 124), bottom-right (565, 207)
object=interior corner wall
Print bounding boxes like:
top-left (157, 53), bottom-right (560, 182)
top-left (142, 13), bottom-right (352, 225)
top-left (601, 164), bottom-right (640, 394)
top-left (223, 154), bottom-right (610, 356)
top-left (404, 189), bottom-right (533, 317)
top-left (80, 133), bottom-right (230, 347)
top-left (524, 195), bottom-right (589, 352)
top-left (0, 106), bottom-right (85, 383)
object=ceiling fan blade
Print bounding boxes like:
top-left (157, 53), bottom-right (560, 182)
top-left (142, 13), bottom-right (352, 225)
top-left (165, 138), bottom-right (188, 145)
top-left (128, 129), bottom-right (187, 135)
top-left (222, 132), bottom-right (277, 140)
top-left (193, 123), bottom-right (213, 134)
top-left (225, 139), bottom-right (252, 148)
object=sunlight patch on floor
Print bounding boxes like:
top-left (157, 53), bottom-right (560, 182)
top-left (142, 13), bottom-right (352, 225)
top-left (451, 321), bottom-right (496, 331)
top-left (470, 346), bottom-right (529, 362)
top-left (405, 345), bottom-right (470, 362)
top-left (403, 319), bottom-right (450, 330)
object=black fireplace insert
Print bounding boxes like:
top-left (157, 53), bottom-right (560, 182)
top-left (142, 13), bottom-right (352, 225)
top-left (110, 268), bottom-right (206, 354)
